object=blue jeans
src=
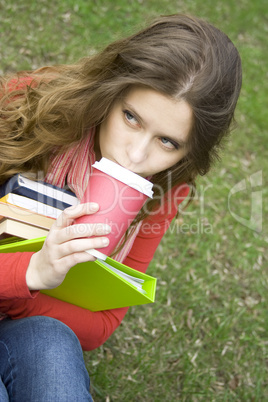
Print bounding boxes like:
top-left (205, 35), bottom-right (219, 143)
top-left (0, 316), bottom-right (93, 401)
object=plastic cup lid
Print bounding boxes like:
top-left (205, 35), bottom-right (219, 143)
top-left (92, 158), bottom-right (154, 198)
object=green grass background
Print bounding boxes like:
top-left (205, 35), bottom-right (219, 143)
top-left (1, 0), bottom-right (267, 400)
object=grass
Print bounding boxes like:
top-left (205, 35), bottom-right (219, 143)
top-left (1, 0), bottom-right (267, 400)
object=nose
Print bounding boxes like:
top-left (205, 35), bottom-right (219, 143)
top-left (126, 136), bottom-right (150, 164)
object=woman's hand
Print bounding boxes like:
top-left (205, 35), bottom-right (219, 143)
top-left (26, 203), bottom-right (110, 291)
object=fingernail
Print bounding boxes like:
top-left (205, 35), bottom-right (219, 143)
top-left (90, 203), bottom-right (99, 211)
top-left (102, 238), bottom-right (109, 246)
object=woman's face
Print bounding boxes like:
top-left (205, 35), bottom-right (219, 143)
top-left (98, 87), bottom-right (192, 177)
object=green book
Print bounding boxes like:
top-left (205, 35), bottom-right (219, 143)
top-left (0, 237), bottom-right (157, 311)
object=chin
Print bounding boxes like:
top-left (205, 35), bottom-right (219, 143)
top-left (132, 171), bottom-right (148, 178)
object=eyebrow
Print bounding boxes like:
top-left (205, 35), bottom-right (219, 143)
top-left (123, 101), bottom-right (188, 148)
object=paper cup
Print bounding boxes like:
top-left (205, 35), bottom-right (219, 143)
top-left (75, 158), bottom-right (153, 256)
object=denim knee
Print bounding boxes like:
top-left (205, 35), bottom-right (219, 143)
top-left (0, 316), bottom-right (93, 402)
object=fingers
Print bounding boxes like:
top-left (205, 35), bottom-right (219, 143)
top-left (57, 236), bottom-right (110, 259)
top-left (27, 204), bottom-right (113, 291)
top-left (64, 222), bottom-right (111, 240)
top-left (44, 202), bottom-right (111, 262)
top-left (42, 230), bottom-right (109, 271)
top-left (55, 248), bottom-right (99, 269)
top-left (54, 222), bottom-right (111, 247)
top-left (55, 202), bottom-right (99, 229)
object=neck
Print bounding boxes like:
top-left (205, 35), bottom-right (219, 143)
top-left (93, 127), bottom-right (102, 161)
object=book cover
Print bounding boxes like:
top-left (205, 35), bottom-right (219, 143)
top-left (0, 174), bottom-right (78, 210)
top-left (0, 217), bottom-right (49, 240)
top-left (0, 194), bottom-right (62, 219)
top-left (0, 236), bottom-right (23, 246)
top-left (0, 237), bottom-right (157, 311)
top-left (0, 201), bottom-right (55, 230)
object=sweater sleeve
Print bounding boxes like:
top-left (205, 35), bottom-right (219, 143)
top-left (0, 252), bottom-right (38, 299)
top-left (0, 184), bottom-right (189, 350)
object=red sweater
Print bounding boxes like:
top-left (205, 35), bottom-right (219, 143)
top-left (0, 185), bottom-right (188, 350)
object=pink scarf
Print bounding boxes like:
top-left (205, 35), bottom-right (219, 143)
top-left (44, 129), bottom-right (142, 262)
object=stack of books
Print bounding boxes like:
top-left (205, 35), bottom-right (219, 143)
top-left (0, 174), bottom-right (157, 311)
top-left (0, 174), bottom-right (78, 241)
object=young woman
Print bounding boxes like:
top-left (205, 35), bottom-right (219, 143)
top-left (0, 14), bottom-right (242, 401)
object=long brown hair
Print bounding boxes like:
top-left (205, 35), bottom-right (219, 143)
top-left (0, 14), bottom-right (242, 221)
